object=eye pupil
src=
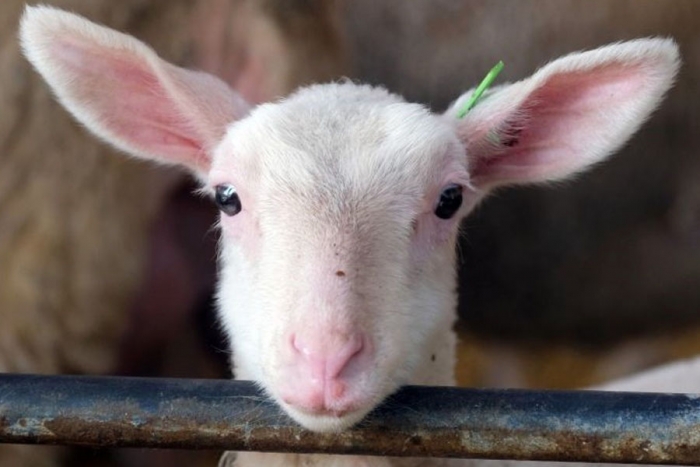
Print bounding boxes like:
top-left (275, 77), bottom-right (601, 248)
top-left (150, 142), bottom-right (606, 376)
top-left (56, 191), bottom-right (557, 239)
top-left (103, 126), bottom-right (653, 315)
top-left (215, 184), bottom-right (242, 216)
top-left (434, 185), bottom-right (463, 220)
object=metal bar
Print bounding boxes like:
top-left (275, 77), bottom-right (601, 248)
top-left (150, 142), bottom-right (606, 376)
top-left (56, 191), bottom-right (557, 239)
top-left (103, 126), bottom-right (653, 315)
top-left (2, 374), bottom-right (700, 464)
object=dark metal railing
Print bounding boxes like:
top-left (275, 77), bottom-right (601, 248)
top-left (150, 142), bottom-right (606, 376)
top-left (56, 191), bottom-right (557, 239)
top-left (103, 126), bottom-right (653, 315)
top-left (1, 374), bottom-right (700, 464)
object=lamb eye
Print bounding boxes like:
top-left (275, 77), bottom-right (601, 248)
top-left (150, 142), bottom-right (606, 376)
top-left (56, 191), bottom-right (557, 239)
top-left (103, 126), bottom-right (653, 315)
top-left (434, 184), bottom-right (463, 220)
top-left (214, 184), bottom-right (242, 216)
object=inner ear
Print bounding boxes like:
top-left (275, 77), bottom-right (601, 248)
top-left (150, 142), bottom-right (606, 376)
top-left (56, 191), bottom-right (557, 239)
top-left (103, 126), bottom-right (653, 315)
top-left (20, 6), bottom-right (250, 176)
top-left (512, 63), bottom-right (651, 147)
top-left (450, 38), bottom-right (679, 191)
top-left (476, 64), bottom-right (629, 173)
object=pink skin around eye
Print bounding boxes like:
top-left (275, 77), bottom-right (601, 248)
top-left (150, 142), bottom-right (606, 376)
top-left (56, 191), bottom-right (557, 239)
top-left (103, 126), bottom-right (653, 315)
top-left (209, 176), bottom-right (263, 261)
top-left (410, 172), bottom-right (476, 263)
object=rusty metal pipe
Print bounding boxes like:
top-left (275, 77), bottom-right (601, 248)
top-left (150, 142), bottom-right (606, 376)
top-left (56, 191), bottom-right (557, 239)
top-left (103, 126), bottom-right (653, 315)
top-left (2, 374), bottom-right (700, 464)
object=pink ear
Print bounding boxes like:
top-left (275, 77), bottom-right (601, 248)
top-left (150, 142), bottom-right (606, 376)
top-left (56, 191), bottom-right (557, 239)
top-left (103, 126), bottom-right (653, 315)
top-left (446, 39), bottom-right (680, 191)
top-left (20, 6), bottom-right (250, 175)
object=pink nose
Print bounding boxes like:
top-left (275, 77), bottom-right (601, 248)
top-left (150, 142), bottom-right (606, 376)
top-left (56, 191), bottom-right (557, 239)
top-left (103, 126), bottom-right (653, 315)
top-left (281, 332), bottom-right (367, 414)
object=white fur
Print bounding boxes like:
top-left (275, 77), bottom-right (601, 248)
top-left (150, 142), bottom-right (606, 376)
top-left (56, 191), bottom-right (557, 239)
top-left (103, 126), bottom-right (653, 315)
top-left (19, 6), bottom-right (683, 466)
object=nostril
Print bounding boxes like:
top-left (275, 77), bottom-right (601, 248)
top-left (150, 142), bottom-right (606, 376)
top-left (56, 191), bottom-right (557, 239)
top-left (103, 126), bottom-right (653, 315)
top-left (283, 333), bottom-right (370, 413)
top-left (291, 333), bottom-right (310, 357)
top-left (347, 334), bottom-right (364, 359)
top-left (327, 334), bottom-right (364, 379)
top-left (290, 332), bottom-right (366, 377)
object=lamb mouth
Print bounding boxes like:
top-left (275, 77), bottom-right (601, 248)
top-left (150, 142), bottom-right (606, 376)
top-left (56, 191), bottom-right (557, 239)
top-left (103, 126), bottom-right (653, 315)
top-left (282, 403), bottom-right (370, 433)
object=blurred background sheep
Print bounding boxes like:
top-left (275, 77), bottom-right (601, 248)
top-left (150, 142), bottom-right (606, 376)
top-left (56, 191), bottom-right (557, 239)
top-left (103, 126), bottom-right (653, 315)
top-left (1, 1), bottom-right (699, 466)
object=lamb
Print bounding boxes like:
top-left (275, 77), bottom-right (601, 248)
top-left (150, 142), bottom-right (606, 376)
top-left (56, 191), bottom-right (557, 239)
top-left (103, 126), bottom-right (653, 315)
top-left (19, 5), bottom-right (682, 467)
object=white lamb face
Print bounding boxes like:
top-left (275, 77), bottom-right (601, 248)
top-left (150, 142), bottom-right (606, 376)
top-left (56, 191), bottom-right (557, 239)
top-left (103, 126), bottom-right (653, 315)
top-left (21, 6), bottom-right (679, 433)
top-left (210, 86), bottom-right (471, 430)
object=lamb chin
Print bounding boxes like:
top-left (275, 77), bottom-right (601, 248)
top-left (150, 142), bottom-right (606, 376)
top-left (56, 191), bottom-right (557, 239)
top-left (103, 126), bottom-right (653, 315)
top-left (282, 403), bottom-right (372, 433)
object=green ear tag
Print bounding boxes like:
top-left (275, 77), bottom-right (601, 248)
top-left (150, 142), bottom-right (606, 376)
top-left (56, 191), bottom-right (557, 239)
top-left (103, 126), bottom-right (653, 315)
top-left (457, 61), bottom-right (504, 119)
